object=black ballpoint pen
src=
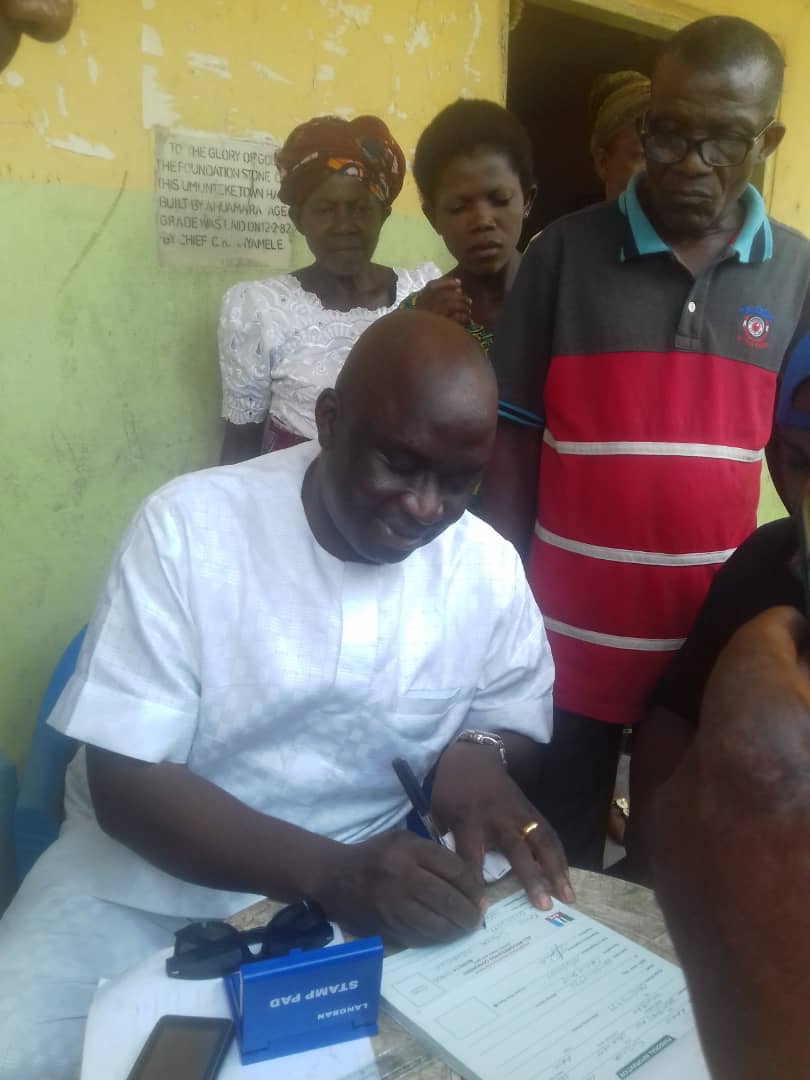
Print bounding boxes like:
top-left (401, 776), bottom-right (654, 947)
top-left (392, 756), bottom-right (487, 928)
top-left (392, 757), bottom-right (447, 846)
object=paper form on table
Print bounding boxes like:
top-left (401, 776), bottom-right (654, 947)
top-left (381, 890), bottom-right (709, 1080)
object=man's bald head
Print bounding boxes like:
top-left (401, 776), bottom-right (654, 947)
top-left (307, 310), bottom-right (497, 565)
top-left (336, 308), bottom-right (496, 433)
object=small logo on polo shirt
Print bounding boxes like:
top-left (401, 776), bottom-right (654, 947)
top-left (739, 305), bottom-right (772, 349)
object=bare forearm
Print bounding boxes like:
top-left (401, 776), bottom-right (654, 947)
top-left (654, 814), bottom-right (810, 1079)
top-left (87, 748), bottom-right (340, 904)
top-left (478, 421), bottom-right (542, 562)
top-left (652, 614), bottom-right (810, 1077)
top-left (625, 707), bottom-right (695, 878)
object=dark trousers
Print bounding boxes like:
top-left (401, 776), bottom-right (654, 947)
top-left (533, 707), bottom-right (624, 872)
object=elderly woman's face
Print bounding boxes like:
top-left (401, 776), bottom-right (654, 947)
top-left (293, 173), bottom-right (387, 277)
top-left (1, 0), bottom-right (74, 71)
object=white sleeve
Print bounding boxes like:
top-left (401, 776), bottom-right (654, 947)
top-left (48, 492), bottom-right (200, 764)
top-left (467, 548), bottom-right (555, 744)
top-left (218, 280), bottom-right (283, 424)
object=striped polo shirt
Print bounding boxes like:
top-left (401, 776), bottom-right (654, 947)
top-left (494, 174), bottom-right (810, 725)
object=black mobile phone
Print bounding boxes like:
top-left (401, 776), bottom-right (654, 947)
top-left (126, 1015), bottom-right (234, 1080)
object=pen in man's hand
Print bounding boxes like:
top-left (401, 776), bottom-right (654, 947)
top-left (392, 757), bottom-right (447, 846)
top-left (392, 757), bottom-right (487, 928)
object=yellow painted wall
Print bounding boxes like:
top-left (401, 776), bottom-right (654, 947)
top-left (0, 0), bottom-right (508, 767)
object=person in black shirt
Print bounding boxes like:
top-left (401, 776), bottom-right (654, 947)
top-left (625, 329), bottom-right (810, 880)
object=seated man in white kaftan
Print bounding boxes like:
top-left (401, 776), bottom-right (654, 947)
top-left (0, 310), bottom-right (566, 1080)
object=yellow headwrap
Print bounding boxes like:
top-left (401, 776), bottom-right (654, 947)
top-left (589, 71), bottom-right (651, 153)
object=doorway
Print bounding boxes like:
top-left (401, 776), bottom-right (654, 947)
top-left (508, 2), bottom-right (663, 236)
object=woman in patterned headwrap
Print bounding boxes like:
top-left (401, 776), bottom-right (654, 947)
top-left (589, 70), bottom-right (651, 202)
top-left (218, 115), bottom-right (439, 463)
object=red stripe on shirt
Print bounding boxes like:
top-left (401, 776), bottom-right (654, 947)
top-left (539, 452), bottom-right (760, 554)
top-left (533, 541), bottom-right (720, 639)
top-left (544, 629), bottom-right (676, 726)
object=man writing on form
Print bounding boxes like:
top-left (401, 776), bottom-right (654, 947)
top-left (0, 310), bottom-right (569, 1080)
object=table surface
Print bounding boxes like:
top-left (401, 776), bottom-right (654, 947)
top-left (231, 867), bottom-right (676, 1079)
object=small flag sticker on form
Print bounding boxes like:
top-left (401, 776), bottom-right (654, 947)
top-left (545, 911), bottom-right (574, 928)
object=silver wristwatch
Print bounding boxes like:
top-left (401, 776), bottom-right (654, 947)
top-left (456, 729), bottom-right (508, 768)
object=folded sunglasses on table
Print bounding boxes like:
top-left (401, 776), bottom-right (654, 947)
top-left (166, 899), bottom-right (334, 980)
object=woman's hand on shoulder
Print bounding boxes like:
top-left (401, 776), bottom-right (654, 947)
top-left (410, 277), bottom-right (472, 326)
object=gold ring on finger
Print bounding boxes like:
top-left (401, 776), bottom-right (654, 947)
top-left (520, 821), bottom-right (540, 839)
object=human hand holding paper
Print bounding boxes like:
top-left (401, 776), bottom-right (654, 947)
top-left (430, 738), bottom-right (574, 910)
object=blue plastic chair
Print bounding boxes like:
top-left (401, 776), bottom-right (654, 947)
top-left (13, 627), bottom-right (86, 883)
top-left (0, 753), bottom-right (19, 913)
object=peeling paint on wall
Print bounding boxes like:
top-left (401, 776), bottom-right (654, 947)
top-left (4, 71), bottom-right (24, 88)
top-left (56, 83), bottom-right (68, 117)
top-left (186, 52), bottom-right (231, 79)
top-left (315, 64), bottom-right (335, 81)
top-left (87, 57), bottom-right (99, 84)
top-left (141, 25), bottom-right (163, 57)
top-left (463, 1), bottom-right (482, 82)
top-left (344, 3), bottom-right (372, 25)
top-left (142, 64), bottom-right (180, 128)
top-left (251, 61), bottom-right (291, 84)
top-left (45, 134), bottom-right (116, 159)
top-left (405, 19), bottom-right (430, 55)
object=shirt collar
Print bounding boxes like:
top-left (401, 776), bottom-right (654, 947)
top-left (618, 172), bottom-right (772, 265)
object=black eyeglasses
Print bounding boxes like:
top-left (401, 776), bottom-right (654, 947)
top-left (166, 900), bottom-right (334, 980)
top-left (640, 118), bottom-right (774, 168)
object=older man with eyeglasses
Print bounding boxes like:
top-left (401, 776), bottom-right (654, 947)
top-left (482, 15), bottom-right (810, 872)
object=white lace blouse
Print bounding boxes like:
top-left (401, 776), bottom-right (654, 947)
top-left (218, 263), bottom-right (440, 439)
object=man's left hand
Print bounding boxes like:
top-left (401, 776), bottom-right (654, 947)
top-left (431, 741), bottom-right (574, 909)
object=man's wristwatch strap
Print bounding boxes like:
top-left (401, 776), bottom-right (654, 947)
top-left (456, 729), bottom-right (508, 768)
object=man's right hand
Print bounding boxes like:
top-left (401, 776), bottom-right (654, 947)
top-left (320, 831), bottom-right (487, 946)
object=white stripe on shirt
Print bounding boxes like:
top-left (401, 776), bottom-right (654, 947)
top-left (543, 429), bottom-right (763, 463)
top-left (544, 617), bottom-right (685, 652)
top-left (535, 524), bottom-right (735, 567)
